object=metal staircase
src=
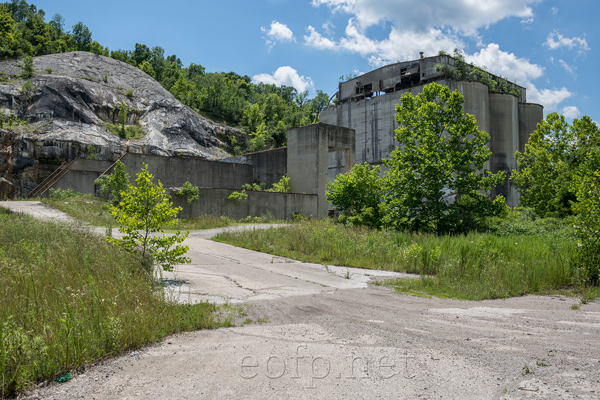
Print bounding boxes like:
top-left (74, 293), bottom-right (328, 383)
top-left (28, 159), bottom-right (77, 198)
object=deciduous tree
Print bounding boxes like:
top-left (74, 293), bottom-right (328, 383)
top-left (109, 164), bottom-right (190, 273)
top-left (512, 113), bottom-right (599, 217)
top-left (380, 82), bottom-right (506, 234)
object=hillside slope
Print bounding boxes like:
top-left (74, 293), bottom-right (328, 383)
top-left (0, 52), bottom-right (241, 196)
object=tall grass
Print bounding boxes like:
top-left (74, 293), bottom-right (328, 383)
top-left (213, 218), bottom-right (582, 300)
top-left (0, 207), bottom-right (221, 397)
top-left (42, 190), bottom-right (116, 227)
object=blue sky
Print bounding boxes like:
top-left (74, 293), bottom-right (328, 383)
top-left (32, 0), bottom-right (598, 122)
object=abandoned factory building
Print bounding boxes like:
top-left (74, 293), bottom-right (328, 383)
top-left (320, 53), bottom-right (544, 207)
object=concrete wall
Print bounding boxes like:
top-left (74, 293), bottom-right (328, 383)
top-left (52, 159), bottom-right (113, 195)
top-left (170, 188), bottom-right (318, 220)
top-left (120, 153), bottom-right (254, 189)
top-left (220, 147), bottom-right (287, 185)
top-left (287, 123), bottom-right (355, 217)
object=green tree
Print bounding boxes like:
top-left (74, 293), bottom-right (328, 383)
top-left (138, 60), bottom-right (155, 78)
top-left (247, 122), bottom-right (268, 153)
top-left (512, 113), bottom-right (600, 217)
top-left (70, 21), bottom-right (91, 51)
top-left (380, 82), bottom-right (506, 234)
top-left (326, 163), bottom-right (382, 227)
top-left (94, 160), bottom-right (129, 205)
top-left (118, 101), bottom-right (128, 136)
top-left (109, 164), bottom-right (190, 273)
top-left (571, 149), bottom-right (600, 284)
top-left (21, 55), bottom-right (33, 78)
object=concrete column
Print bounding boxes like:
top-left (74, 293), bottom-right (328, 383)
top-left (489, 93), bottom-right (519, 206)
top-left (518, 103), bottom-right (543, 154)
top-left (287, 123), bottom-right (355, 217)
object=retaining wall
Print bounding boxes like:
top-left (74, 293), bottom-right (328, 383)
top-left (169, 188), bottom-right (318, 220)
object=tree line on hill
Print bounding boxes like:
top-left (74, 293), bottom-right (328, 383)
top-left (0, 0), bottom-right (330, 153)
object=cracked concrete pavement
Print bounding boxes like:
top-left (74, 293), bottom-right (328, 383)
top-left (2, 201), bottom-right (599, 399)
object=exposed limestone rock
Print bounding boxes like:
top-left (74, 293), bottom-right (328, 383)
top-left (0, 52), bottom-right (242, 197)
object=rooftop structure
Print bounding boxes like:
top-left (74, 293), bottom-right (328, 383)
top-left (336, 54), bottom-right (527, 104)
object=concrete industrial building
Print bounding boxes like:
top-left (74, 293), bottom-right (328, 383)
top-left (320, 54), bottom-right (543, 207)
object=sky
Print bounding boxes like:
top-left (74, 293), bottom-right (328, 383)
top-left (31, 0), bottom-right (598, 122)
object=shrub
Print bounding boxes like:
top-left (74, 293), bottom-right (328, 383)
top-left (326, 163), bottom-right (382, 227)
top-left (109, 164), bottom-right (190, 273)
top-left (176, 181), bottom-right (199, 204)
top-left (227, 189), bottom-right (248, 201)
top-left (95, 160), bottom-right (129, 205)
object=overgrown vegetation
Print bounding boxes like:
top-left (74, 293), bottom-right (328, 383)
top-left (571, 149), bottom-right (600, 284)
top-left (44, 189), bottom-right (116, 227)
top-left (511, 113), bottom-right (600, 218)
top-left (213, 215), bottom-right (590, 300)
top-left (95, 160), bottom-right (129, 205)
top-left (0, 0), bottom-right (330, 152)
top-left (176, 181), bottom-right (199, 204)
top-left (436, 49), bottom-right (522, 98)
top-left (103, 103), bottom-right (145, 140)
top-left (328, 83), bottom-right (506, 234)
top-left (227, 175), bottom-right (291, 201)
top-left (0, 207), bottom-right (223, 397)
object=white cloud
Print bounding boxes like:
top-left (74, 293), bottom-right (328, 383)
top-left (528, 87), bottom-right (573, 111)
top-left (545, 31), bottom-right (590, 51)
top-left (311, 0), bottom-right (540, 35)
top-left (304, 26), bottom-right (338, 50)
top-left (467, 43), bottom-right (543, 85)
top-left (252, 66), bottom-right (314, 92)
top-left (261, 21), bottom-right (295, 47)
top-left (551, 7), bottom-right (558, 15)
top-left (558, 59), bottom-right (577, 79)
top-left (562, 106), bottom-right (581, 119)
top-left (306, 1), bottom-right (574, 112)
top-left (304, 21), bottom-right (462, 67)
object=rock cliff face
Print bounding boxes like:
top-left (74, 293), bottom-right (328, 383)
top-left (0, 52), bottom-right (241, 197)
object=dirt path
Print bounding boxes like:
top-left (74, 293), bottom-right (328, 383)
top-left (2, 201), bottom-right (599, 399)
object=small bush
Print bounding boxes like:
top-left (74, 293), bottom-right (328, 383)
top-left (95, 160), bottom-right (129, 205)
top-left (21, 56), bottom-right (33, 78)
top-left (227, 190), bottom-right (248, 201)
top-left (176, 182), bottom-right (200, 204)
top-left (327, 163), bottom-right (382, 227)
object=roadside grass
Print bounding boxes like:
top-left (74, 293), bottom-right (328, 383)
top-left (0, 207), bottom-right (227, 397)
top-left (42, 191), bottom-right (116, 227)
top-left (213, 217), bottom-right (593, 301)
